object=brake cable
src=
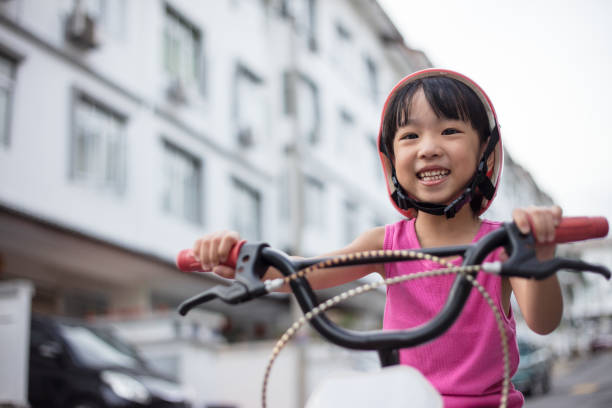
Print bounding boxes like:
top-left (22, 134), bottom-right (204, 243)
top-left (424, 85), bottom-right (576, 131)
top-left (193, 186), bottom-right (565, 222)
top-left (260, 249), bottom-right (511, 408)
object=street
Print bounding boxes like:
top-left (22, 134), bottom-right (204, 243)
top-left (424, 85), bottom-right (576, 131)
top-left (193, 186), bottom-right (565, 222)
top-left (525, 351), bottom-right (612, 407)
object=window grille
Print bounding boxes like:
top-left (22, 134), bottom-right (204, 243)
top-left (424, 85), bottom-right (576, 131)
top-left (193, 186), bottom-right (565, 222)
top-left (161, 141), bottom-right (202, 224)
top-left (71, 93), bottom-right (126, 194)
top-left (0, 53), bottom-right (16, 147)
top-left (163, 6), bottom-right (204, 96)
top-left (231, 178), bottom-right (261, 241)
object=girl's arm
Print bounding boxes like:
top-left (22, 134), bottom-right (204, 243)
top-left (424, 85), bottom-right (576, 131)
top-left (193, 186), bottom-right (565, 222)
top-left (273, 226), bottom-right (387, 291)
top-left (508, 205), bottom-right (564, 335)
top-left (192, 226), bottom-right (386, 292)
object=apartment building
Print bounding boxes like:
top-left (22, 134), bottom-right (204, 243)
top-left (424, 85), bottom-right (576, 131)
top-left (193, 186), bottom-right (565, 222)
top-left (0, 0), bottom-right (432, 336)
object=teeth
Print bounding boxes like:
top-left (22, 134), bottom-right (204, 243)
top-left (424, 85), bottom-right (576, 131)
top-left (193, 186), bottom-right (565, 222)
top-left (418, 169), bottom-right (449, 181)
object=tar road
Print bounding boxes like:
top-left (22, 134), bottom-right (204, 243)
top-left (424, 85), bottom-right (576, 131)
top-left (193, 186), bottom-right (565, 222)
top-left (525, 350), bottom-right (612, 408)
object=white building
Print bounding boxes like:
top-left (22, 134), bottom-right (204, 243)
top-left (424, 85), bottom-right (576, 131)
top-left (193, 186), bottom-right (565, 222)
top-left (486, 150), bottom-right (554, 221)
top-left (0, 0), bottom-right (430, 324)
top-left (566, 238), bottom-right (612, 319)
top-left (0, 1), bottom-right (427, 406)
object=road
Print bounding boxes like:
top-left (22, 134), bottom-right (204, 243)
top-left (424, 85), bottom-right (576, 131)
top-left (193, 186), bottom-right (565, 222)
top-left (525, 350), bottom-right (612, 407)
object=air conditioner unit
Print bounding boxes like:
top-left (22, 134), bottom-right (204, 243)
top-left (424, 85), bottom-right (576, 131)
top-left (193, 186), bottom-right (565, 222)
top-left (65, 2), bottom-right (100, 49)
top-left (237, 127), bottom-right (254, 147)
top-left (166, 79), bottom-right (188, 104)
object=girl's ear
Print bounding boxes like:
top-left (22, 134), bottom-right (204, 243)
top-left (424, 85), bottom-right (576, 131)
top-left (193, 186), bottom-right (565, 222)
top-left (486, 146), bottom-right (495, 170)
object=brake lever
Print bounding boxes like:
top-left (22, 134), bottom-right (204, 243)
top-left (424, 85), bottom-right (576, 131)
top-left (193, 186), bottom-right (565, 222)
top-left (177, 242), bottom-right (280, 316)
top-left (178, 283), bottom-right (250, 315)
top-left (500, 223), bottom-right (611, 280)
top-left (502, 257), bottom-right (611, 280)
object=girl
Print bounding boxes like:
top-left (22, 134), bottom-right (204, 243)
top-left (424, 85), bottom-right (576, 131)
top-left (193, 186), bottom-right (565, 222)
top-left (192, 69), bottom-right (563, 407)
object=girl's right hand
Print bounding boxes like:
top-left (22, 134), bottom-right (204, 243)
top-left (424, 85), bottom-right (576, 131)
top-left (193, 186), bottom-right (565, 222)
top-left (192, 230), bottom-right (241, 279)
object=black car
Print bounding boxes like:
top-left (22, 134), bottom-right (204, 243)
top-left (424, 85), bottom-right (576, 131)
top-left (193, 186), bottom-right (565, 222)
top-left (512, 339), bottom-right (554, 396)
top-left (28, 315), bottom-right (191, 408)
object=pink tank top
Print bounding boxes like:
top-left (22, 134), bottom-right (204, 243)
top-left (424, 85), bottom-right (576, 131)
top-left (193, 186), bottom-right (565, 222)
top-left (383, 219), bottom-right (523, 408)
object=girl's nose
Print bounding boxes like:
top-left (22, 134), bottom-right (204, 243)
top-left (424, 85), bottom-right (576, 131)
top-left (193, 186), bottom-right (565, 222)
top-left (417, 135), bottom-right (442, 159)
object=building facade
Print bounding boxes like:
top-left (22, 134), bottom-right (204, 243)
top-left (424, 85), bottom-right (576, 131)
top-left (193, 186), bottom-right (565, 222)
top-left (0, 0), bottom-right (430, 323)
top-left (0, 1), bottom-right (428, 405)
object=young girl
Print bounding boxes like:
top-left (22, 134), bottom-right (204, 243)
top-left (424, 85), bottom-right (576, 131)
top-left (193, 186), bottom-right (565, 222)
top-left (192, 69), bottom-right (563, 407)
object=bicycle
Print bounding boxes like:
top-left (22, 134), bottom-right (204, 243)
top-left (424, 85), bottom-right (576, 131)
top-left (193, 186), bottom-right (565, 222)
top-left (176, 217), bottom-right (610, 408)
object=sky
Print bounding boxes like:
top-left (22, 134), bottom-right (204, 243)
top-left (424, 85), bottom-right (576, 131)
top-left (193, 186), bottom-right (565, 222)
top-left (378, 0), bottom-right (612, 223)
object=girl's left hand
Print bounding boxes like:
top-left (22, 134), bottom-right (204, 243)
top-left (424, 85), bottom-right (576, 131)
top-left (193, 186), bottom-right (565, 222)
top-left (512, 205), bottom-right (563, 260)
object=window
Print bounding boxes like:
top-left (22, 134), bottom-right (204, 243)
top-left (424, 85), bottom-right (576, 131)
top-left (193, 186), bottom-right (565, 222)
top-left (59, 325), bottom-right (141, 368)
top-left (71, 93), bottom-right (126, 193)
top-left (282, 71), bottom-right (295, 116)
top-left (337, 108), bottom-right (355, 153)
top-left (279, 171), bottom-right (290, 220)
top-left (365, 56), bottom-right (378, 103)
top-left (336, 21), bottom-right (351, 41)
top-left (231, 178), bottom-right (261, 241)
top-left (304, 176), bottom-right (324, 228)
top-left (281, 0), bottom-right (317, 51)
top-left (344, 200), bottom-right (358, 245)
top-left (333, 21), bottom-right (353, 71)
top-left (234, 64), bottom-right (265, 148)
top-left (161, 141), bottom-right (202, 224)
top-left (283, 71), bottom-right (320, 144)
top-left (0, 52), bottom-right (15, 147)
top-left (0, 54), bottom-right (16, 146)
top-left (163, 5), bottom-right (204, 95)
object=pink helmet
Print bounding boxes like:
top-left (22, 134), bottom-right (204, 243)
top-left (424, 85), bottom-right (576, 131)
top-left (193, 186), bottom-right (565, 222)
top-left (377, 68), bottom-right (503, 219)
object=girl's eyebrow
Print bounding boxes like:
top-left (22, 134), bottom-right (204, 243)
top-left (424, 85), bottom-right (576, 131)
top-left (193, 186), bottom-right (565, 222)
top-left (400, 117), bottom-right (459, 127)
top-left (440, 117), bottom-right (467, 123)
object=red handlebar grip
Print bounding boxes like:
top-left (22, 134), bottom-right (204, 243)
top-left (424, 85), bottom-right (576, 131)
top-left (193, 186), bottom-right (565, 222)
top-left (176, 240), bottom-right (247, 272)
top-left (554, 217), bottom-right (609, 244)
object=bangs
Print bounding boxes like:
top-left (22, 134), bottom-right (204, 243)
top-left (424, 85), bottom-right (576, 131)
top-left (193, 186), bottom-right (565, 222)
top-left (422, 78), bottom-right (485, 129)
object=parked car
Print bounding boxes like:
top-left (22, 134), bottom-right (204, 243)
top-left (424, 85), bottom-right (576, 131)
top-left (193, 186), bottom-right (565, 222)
top-left (512, 338), bottom-right (554, 396)
top-left (590, 332), bottom-right (612, 352)
top-left (28, 314), bottom-right (192, 408)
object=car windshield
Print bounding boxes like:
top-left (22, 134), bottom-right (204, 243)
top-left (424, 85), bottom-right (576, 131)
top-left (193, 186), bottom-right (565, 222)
top-left (60, 324), bottom-right (145, 369)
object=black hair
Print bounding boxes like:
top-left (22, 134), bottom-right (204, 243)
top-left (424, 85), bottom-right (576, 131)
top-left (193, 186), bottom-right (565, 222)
top-left (380, 76), bottom-right (491, 161)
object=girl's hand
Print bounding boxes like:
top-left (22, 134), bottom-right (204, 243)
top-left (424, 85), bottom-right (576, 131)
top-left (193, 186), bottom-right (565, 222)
top-left (192, 230), bottom-right (241, 279)
top-left (512, 205), bottom-right (563, 260)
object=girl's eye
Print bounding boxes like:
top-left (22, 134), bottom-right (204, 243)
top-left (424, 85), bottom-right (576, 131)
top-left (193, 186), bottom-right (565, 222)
top-left (442, 128), bottom-right (460, 135)
top-left (399, 133), bottom-right (418, 140)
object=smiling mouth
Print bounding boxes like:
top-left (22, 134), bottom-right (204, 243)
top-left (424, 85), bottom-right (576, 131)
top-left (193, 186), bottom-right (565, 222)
top-left (417, 169), bottom-right (450, 182)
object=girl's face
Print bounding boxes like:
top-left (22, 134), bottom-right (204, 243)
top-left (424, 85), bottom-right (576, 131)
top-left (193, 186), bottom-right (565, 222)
top-left (392, 88), bottom-right (483, 206)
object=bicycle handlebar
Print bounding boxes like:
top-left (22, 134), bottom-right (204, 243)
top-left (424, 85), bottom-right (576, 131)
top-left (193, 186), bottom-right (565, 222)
top-left (175, 217), bottom-right (610, 356)
top-left (546, 216), bottom-right (608, 243)
top-left (177, 217), bottom-right (608, 272)
top-left (177, 240), bottom-right (246, 271)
